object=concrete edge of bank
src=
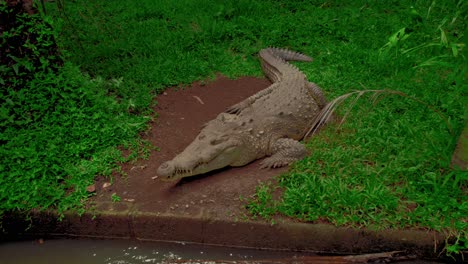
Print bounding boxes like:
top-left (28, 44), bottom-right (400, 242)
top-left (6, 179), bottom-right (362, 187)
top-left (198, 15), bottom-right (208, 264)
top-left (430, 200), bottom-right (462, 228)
top-left (0, 209), bottom-right (447, 258)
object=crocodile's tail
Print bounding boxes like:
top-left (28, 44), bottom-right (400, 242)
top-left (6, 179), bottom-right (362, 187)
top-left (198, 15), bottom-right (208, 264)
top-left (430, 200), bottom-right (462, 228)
top-left (266, 48), bottom-right (313, 62)
top-left (259, 48), bottom-right (312, 83)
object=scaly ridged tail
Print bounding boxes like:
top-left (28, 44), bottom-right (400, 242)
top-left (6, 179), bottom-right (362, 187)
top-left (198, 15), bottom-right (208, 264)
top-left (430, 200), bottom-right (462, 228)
top-left (259, 48), bottom-right (312, 83)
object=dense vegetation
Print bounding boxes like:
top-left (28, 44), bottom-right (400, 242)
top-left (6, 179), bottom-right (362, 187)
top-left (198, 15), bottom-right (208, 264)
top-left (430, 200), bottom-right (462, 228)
top-left (0, 1), bottom-right (149, 215)
top-left (1, 0), bottom-right (466, 254)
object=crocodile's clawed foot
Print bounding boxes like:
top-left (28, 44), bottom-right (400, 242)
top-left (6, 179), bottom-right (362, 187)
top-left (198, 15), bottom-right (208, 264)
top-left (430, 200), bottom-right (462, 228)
top-left (225, 101), bottom-right (249, 114)
top-left (260, 158), bottom-right (289, 169)
top-left (260, 138), bottom-right (306, 169)
top-left (225, 106), bottom-right (241, 114)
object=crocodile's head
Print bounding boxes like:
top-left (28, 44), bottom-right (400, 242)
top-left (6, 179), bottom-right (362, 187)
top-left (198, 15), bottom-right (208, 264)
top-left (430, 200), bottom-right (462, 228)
top-left (157, 114), bottom-right (250, 181)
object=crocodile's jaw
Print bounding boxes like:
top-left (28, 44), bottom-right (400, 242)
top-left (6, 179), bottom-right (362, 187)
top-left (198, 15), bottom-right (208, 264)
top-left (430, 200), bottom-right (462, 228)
top-left (157, 138), bottom-right (243, 181)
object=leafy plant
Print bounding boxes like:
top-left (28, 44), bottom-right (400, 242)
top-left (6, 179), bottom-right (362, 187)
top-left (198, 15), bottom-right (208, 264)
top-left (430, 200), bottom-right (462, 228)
top-left (245, 182), bottom-right (278, 220)
top-left (0, 2), bottom-right (150, 217)
top-left (111, 193), bottom-right (121, 203)
top-left (0, 1), bottom-right (62, 90)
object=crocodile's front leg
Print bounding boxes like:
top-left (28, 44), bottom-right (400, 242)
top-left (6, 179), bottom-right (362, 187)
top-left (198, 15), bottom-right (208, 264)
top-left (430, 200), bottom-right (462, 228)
top-left (260, 138), bottom-right (307, 168)
top-left (226, 83), bottom-right (279, 114)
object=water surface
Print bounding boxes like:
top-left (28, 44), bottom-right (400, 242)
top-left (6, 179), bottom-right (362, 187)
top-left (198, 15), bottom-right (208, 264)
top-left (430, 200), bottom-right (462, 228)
top-left (0, 238), bottom-right (306, 264)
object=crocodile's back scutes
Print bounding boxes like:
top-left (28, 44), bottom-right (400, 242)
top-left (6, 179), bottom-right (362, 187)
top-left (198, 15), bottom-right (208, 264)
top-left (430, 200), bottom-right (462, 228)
top-left (259, 48), bottom-right (311, 83)
top-left (239, 48), bottom-right (321, 143)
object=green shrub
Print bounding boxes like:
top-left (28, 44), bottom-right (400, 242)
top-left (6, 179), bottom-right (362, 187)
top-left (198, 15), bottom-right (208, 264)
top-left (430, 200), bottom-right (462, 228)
top-left (0, 2), bottom-right (149, 216)
top-left (0, 1), bottom-right (62, 90)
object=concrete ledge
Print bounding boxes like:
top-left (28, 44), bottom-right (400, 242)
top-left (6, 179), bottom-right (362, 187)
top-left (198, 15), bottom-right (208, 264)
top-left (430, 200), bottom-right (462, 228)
top-left (1, 210), bottom-right (445, 258)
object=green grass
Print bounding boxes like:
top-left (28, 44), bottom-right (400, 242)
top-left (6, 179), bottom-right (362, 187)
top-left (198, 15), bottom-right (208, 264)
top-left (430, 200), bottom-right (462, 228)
top-left (0, 4), bottom-right (150, 217)
top-left (0, 60), bottom-right (150, 215)
top-left (2, 0), bottom-right (466, 255)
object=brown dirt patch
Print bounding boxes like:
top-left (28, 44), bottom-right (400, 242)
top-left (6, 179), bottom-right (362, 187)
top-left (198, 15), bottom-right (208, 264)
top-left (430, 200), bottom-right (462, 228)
top-left (92, 76), bottom-right (288, 219)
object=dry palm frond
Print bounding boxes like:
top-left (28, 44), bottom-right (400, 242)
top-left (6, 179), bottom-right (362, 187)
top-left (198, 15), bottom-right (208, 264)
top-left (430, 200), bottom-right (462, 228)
top-left (305, 89), bottom-right (453, 138)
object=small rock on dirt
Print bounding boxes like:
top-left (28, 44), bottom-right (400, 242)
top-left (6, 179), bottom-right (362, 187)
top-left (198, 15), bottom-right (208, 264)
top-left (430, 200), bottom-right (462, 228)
top-left (86, 184), bottom-right (96, 193)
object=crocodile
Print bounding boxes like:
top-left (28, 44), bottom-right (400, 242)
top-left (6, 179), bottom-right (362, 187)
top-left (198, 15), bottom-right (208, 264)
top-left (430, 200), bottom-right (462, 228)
top-left (157, 48), bottom-right (328, 181)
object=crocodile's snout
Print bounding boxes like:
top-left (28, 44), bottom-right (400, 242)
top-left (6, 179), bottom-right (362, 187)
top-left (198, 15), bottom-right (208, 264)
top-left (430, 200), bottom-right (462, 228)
top-left (157, 161), bottom-right (175, 179)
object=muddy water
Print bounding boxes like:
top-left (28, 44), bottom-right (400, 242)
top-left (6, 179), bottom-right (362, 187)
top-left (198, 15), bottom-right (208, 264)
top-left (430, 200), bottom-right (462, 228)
top-left (0, 238), bottom-right (310, 264)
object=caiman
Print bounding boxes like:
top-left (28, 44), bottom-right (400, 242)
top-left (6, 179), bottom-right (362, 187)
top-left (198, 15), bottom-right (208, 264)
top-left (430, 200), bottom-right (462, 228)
top-left (157, 48), bottom-right (328, 181)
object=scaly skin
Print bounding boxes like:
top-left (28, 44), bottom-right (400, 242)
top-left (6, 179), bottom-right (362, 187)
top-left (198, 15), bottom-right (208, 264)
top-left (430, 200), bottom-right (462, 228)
top-left (157, 48), bottom-right (327, 181)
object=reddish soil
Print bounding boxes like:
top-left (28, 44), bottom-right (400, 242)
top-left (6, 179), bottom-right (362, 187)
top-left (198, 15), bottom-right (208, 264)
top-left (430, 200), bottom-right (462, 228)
top-left (92, 76), bottom-right (288, 219)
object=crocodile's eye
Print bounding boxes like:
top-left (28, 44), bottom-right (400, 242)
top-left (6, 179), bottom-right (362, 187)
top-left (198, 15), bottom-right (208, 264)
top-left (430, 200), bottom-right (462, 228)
top-left (210, 138), bottom-right (224, 145)
top-left (198, 134), bottom-right (206, 140)
top-left (210, 135), bottom-right (229, 145)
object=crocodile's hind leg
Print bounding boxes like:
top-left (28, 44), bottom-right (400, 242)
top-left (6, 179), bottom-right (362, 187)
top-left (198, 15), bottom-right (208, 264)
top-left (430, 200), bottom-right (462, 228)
top-left (260, 138), bottom-right (307, 168)
top-left (307, 82), bottom-right (327, 108)
top-left (307, 82), bottom-right (337, 129)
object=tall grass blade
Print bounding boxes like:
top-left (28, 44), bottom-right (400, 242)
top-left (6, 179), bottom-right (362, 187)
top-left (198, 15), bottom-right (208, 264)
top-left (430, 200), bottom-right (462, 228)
top-left (305, 89), bottom-right (454, 138)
